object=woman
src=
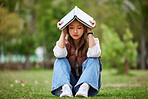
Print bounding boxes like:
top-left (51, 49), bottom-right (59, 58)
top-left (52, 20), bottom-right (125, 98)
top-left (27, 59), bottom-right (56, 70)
top-left (51, 19), bottom-right (102, 97)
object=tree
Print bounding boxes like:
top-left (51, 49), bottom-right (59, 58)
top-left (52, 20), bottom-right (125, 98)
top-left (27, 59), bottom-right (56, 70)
top-left (123, 29), bottom-right (138, 73)
top-left (137, 0), bottom-right (148, 69)
top-left (0, 6), bottom-right (23, 58)
top-left (101, 24), bottom-right (138, 74)
top-left (0, 0), bottom-right (38, 69)
top-left (120, 0), bottom-right (148, 69)
top-left (90, 0), bottom-right (148, 69)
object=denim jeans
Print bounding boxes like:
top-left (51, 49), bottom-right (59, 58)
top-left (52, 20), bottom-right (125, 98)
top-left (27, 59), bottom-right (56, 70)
top-left (51, 58), bottom-right (102, 96)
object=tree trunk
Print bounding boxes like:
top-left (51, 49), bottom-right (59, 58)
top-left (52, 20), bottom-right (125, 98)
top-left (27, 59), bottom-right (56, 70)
top-left (29, 8), bottom-right (36, 35)
top-left (140, 17), bottom-right (146, 69)
top-left (42, 45), bottom-right (47, 69)
top-left (24, 55), bottom-right (30, 70)
top-left (24, 0), bottom-right (37, 69)
top-left (124, 58), bottom-right (128, 74)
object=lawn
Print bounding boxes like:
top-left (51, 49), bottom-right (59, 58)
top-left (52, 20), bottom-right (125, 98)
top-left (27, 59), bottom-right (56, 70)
top-left (0, 69), bottom-right (148, 99)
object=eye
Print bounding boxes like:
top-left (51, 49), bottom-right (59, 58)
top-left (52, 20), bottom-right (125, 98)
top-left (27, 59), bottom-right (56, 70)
top-left (69, 27), bottom-right (74, 29)
top-left (78, 27), bottom-right (82, 29)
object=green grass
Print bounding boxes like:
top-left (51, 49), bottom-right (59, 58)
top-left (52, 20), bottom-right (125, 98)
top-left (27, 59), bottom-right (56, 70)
top-left (0, 69), bottom-right (148, 99)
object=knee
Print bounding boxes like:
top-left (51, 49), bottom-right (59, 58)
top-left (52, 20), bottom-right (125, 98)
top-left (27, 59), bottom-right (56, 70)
top-left (54, 58), bottom-right (71, 71)
top-left (54, 58), bottom-right (68, 65)
top-left (86, 58), bottom-right (100, 64)
top-left (82, 58), bottom-right (101, 71)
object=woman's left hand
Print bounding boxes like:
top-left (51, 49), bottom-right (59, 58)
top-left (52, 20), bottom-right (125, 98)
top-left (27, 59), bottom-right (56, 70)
top-left (87, 20), bottom-right (96, 33)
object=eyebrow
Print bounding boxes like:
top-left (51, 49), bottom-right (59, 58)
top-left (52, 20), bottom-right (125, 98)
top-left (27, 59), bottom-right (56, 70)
top-left (69, 25), bottom-right (83, 26)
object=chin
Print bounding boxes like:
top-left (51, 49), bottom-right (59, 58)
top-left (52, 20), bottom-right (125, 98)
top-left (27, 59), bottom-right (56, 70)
top-left (72, 37), bottom-right (80, 40)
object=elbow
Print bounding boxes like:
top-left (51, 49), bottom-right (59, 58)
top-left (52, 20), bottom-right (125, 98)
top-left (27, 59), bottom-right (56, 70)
top-left (90, 52), bottom-right (101, 57)
top-left (53, 45), bottom-right (67, 58)
top-left (87, 49), bottom-right (101, 57)
top-left (53, 51), bottom-right (67, 58)
top-left (97, 49), bottom-right (101, 57)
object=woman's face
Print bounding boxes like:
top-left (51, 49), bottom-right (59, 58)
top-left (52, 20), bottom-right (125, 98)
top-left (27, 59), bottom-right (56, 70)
top-left (68, 20), bottom-right (84, 40)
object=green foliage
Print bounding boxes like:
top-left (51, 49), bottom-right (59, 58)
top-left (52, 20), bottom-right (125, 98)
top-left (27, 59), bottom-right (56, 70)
top-left (101, 24), bottom-right (124, 68)
top-left (127, 0), bottom-right (148, 42)
top-left (35, 0), bottom-right (60, 58)
top-left (35, 0), bottom-right (74, 58)
top-left (123, 29), bottom-right (138, 67)
top-left (0, 6), bottom-right (23, 46)
top-left (15, 33), bottom-right (37, 56)
top-left (101, 24), bottom-right (138, 73)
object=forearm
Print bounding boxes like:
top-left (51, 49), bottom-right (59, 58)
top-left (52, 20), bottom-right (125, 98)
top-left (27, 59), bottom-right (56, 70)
top-left (87, 34), bottom-right (96, 48)
top-left (87, 38), bottom-right (101, 57)
top-left (57, 31), bottom-right (66, 48)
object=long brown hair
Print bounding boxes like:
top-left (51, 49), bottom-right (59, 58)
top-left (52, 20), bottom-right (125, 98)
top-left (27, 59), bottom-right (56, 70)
top-left (67, 22), bottom-right (88, 56)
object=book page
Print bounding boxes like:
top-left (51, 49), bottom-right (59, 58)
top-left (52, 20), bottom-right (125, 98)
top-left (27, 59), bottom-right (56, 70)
top-left (76, 7), bottom-right (94, 28)
top-left (59, 8), bottom-right (75, 30)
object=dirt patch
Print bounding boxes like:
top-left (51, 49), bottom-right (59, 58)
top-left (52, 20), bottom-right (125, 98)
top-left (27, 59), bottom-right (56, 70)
top-left (102, 83), bottom-right (141, 87)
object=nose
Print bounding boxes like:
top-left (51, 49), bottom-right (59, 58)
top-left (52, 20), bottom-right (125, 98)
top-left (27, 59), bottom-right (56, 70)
top-left (74, 28), bottom-right (77, 33)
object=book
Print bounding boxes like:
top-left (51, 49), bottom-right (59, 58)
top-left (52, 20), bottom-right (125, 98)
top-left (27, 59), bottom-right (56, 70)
top-left (59, 6), bottom-right (95, 30)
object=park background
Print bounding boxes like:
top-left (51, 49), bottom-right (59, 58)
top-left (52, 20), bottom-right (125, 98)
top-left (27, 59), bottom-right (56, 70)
top-left (0, 0), bottom-right (148, 98)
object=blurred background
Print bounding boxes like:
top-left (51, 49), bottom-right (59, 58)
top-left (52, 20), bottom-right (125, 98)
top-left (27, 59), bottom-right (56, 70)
top-left (0, 0), bottom-right (148, 74)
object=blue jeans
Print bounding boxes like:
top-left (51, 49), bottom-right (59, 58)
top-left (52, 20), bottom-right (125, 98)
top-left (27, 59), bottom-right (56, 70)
top-left (51, 58), bottom-right (102, 96)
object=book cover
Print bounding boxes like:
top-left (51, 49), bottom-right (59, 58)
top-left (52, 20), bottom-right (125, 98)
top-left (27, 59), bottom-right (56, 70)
top-left (59, 6), bottom-right (94, 30)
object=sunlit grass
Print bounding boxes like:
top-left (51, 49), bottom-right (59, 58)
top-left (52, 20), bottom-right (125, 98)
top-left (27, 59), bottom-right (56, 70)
top-left (0, 69), bottom-right (148, 99)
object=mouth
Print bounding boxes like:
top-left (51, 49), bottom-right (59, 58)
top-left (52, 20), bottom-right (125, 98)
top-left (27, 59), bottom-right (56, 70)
top-left (73, 35), bottom-right (78, 37)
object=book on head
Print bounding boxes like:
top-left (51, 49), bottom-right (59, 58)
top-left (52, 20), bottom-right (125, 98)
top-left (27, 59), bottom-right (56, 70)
top-left (59, 6), bottom-right (94, 30)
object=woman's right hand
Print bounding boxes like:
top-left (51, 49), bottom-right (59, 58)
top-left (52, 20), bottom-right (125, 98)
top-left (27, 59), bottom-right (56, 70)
top-left (57, 21), bottom-right (67, 48)
top-left (57, 21), bottom-right (67, 35)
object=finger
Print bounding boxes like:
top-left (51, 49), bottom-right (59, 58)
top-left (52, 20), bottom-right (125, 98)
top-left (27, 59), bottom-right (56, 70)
top-left (89, 20), bottom-right (92, 22)
top-left (57, 21), bottom-right (63, 25)
top-left (89, 20), bottom-right (93, 24)
top-left (57, 21), bottom-right (62, 28)
top-left (89, 20), bottom-right (96, 28)
top-left (94, 21), bottom-right (96, 25)
top-left (57, 22), bottom-right (60, 28)
top-left (89, 20), bottom-right (95, 24)
top-left (59, 21), bottom-right (64, 25)
top-left (93, 21), bottom-right (96, 27)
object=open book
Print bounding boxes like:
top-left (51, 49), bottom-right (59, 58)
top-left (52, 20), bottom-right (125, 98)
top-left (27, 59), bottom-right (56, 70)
top-left (59, 6), bottom-right (94, 30)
